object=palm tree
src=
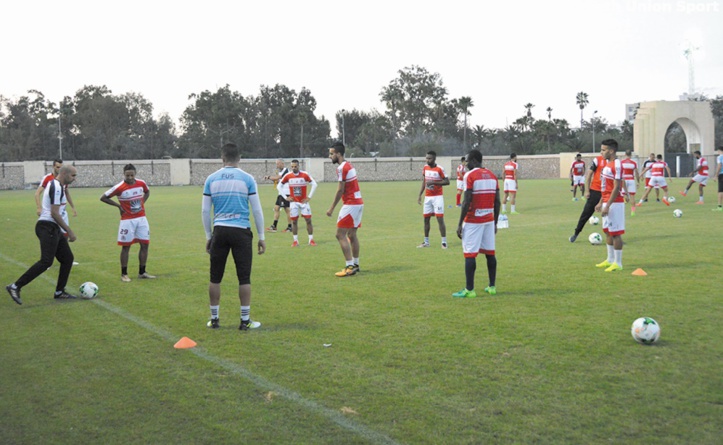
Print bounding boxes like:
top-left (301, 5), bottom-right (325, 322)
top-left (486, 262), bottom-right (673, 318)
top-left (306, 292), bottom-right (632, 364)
top-left (523, 103), bottom-right (535, 130)
top-left (576, 92), bottom-right (589, 130)
top-left (458, 96), bottom-right (474, 149)
top-left (546, 107), bottom-right (553, 120)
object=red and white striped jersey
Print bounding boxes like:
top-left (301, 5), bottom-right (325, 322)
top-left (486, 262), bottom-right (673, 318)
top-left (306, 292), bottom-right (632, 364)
top-left (456, 163), bottom-right (467, 181)
top-left (696, 157), bottom-right (709, 176)
top-left (423, 165), bottom-right (447, 197)
top-left (503, 161), bottom-right (517, 180)
top-left (337, 161), bottom-right (363, 205)
top-left (279, 171), bottom-right (316, 202)
top-left (571, 160), bottom-right (585, 176)
top-left (104, 179), bottom-right (149, 220)
top-left (620, 158), bottom-right (638, 180)
top-left (463, 168), bottom-right (499, 224)
top-left (650, 161), bottom-right (668, 177)
top-left (600, 159), bottom-right (624, 203)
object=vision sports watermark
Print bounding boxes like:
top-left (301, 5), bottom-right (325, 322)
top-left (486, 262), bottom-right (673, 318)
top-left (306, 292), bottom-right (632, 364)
top-left (625, 0), bottom-right (720, 13)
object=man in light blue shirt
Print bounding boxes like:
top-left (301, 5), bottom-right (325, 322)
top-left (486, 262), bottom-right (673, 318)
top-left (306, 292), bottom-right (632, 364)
top-left (202, 144), bottom-right (265, 330)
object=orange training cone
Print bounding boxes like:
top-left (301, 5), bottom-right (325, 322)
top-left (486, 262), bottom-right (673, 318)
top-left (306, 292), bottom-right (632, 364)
top-left (631, 268), bottom-right (648, 276)
top-left (174, 337), bottom-right (197, 349)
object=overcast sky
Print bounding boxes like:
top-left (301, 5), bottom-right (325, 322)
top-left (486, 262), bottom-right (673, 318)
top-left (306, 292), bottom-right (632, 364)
top-left (3, 0), bottom-right (721, 136)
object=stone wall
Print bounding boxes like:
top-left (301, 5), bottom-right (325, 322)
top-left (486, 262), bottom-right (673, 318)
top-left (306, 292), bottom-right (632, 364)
top-left (0, 155), bottom-right (576, 190)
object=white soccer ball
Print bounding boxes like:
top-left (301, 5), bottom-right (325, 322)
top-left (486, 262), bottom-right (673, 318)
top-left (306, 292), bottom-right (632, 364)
top-left (79, 282), bottom-right (99, 299)
top-left (588, 232), bottom-right (603, 245)
top-left (631, 317), bottom-right (661, 345)
top-left (667, 196), bottom-right (676, 203)
top-left (673, 209), bottom-right (683, 218)
top-left (588, 216), bottom-right (600, 225)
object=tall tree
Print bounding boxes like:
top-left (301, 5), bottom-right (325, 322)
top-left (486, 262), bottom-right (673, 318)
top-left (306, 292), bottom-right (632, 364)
top-left (458, 96), bottom-right (474, 150)
top-left (576, 92), bottom-right (589, 130)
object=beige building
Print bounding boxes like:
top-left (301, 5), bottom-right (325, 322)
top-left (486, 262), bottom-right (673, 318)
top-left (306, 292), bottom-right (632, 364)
top-left (633, 100), bottom-right (715, 159)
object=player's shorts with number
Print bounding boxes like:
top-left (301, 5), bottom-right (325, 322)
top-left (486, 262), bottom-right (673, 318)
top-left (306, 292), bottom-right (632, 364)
top-left (422, 195), bottom-right (445, 217)
top-left (117, 216), bottom-right (150, 246)
top-left (290, 201), bottom-right (312, 220)
top-left (337, 204), bottom-right (363, 229)
top-left (462, 221), bottom-right (495, 257)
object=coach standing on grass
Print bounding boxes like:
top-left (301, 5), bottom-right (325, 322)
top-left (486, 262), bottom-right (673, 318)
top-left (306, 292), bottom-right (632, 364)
top-left (6, 165), bottom-right (79, 304)
top-left (202, 143), bottom-right (266, 330)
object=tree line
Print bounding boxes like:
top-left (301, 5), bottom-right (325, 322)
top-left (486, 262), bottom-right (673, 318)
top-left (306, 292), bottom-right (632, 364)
top-left (1, 65), bottom-right (721, 162)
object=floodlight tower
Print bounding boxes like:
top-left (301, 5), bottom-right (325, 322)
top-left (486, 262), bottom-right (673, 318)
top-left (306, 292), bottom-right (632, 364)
top-left (683, 42), bottom-right (700, 96)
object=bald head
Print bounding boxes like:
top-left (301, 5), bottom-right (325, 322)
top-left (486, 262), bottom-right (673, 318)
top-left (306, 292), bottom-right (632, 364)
top-left (58, 165), bottom-right (77, 186)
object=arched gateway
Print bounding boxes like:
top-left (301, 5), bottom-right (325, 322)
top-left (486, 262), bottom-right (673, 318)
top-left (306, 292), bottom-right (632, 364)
top-left (633, 100), bottom-right (715, 176)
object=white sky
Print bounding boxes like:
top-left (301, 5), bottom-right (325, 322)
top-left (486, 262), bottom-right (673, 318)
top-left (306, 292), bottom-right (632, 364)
top-left (3, 0), bottom-right (722, 136)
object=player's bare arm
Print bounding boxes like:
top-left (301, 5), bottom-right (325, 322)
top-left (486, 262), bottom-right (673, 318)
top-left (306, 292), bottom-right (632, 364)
top-left (100, 194), bottom-right (125, 216)
top-left (51, 204), bottom-right (76, 242)
top-left (456, 189), bottom-right (473, 239)
top-left (65, 188), bottom-right (77, 216)
top-left (327, 181), bottom-right (346, 216)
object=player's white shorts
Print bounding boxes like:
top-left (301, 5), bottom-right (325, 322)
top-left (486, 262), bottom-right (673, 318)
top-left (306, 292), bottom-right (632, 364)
top-left (462, 221), bottom-right (496, 257)
top-left (503, 179), bottom-right (517, 193)
top-left (572, 175), bottom-right (584, 186)
top-left (602, 202), bottom-right (625, 236)
top-left (456, 179), bottom-right (464, 191)
top-left (423, 195), bottom-right (445, 217)
top-left (624, 179), bottom-right (637, 195)
top-left (289, 201), bottom-right (311, 220)
top-left (117, 216), bottom-right (150, 246)
top-left (692, 174), bottom-right (708, 186)
top-left (337, 204), bottom-right (363, 229)
top-left (648, 176), bottom-right (668, 189)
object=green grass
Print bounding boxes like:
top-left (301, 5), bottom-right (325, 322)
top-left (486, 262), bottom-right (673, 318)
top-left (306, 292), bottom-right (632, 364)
top-left (1, 180), bottom-right (721, 444)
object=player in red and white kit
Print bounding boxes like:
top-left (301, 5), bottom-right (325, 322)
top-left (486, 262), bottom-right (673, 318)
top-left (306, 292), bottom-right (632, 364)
top-left (455, 156), bottom-right (467, 207)
top-left (326, 142), bottom-right (363, 277)
top-left (638, 154), bottom-right (672, 206)
top-left (680, 150), bottom-right (708, 204)
top-left (620, 150), bottom-right (639, 216)
top-left (502, 153), bottom-right (518, 214)
top-left (417, 150), bottom-right (450, 248)
top-left (569, 153), bottom-right (586, 201)
top-left (452, 149), bottom-right (500, 298)
top-left (278, 159), bottom-right (318, 247)
top-left (100, 164), bottom-right (155, 282)
top-left (595, 140), bottom-right (627, 272)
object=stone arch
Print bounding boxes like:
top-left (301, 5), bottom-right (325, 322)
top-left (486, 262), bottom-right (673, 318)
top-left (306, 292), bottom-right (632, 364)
top-left (632, 101), bottom-right (714, 176)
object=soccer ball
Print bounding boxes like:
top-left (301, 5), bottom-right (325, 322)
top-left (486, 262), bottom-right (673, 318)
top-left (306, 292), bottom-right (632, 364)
top-left (673, 209), bottom-right (683, 218)
top-left (79, 282), bottom-right (99, 299)
top-left (631, 317), bottom-right (661, 345)
top-left (588, 232), bottom-right (603, 245)
top-left (588, 216), bottom-right (600, 225)
top-left (667, 196), bottom-right (676, 203)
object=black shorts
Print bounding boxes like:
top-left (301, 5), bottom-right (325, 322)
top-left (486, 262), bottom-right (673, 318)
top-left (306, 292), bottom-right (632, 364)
top-left (719, 175), bottom-right (723, 193)
top-left (209, 226), bottom-right (253, 285)
top-left (275, 195), bottom-right (291, 208)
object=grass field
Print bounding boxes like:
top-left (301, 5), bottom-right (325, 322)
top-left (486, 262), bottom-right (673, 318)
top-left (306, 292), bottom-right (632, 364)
top-left (1, 179), bottom-right (721, 444)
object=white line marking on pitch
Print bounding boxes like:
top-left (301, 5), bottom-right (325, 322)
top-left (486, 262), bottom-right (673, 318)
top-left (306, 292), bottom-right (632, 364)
top-left (1, 251), bottom-right (401, 445)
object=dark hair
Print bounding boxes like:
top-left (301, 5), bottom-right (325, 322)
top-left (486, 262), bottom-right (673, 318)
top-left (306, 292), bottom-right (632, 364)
top-left (467, 149), bottom-right (482, 164)
top-left (694, 150), bottom-right (701, 156)
top-left (460, 156), bottom-right (466, 161)
top-left (427, 150), bottom-right (437, 157)
top-left (510, 153), bottom-right (517, 159)
top-left (330, 141), bottom-right (345, 155)
top-left (123, 163), bottom-right (136, 172)
top-left (601, 139), bottom-right (618, 151)
top-left (291, 159), bottom-right (299, 164)
top-left (718, 146), bottom-right (723, 151)
top-left (656, 154), bottom-right (663, 160)
top-left (576, 153), bottom-right (581, 157)
top-left (53, 159), bottom-right (63, 165)
top-left (221, 143), bottom-right (239, 161)
top-left (625, 150), bottom-right (632, 156)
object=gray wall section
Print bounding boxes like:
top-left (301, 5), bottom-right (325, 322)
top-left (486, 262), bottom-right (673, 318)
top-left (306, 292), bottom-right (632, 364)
top-left (1, 155), bottom-right (566, 190)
